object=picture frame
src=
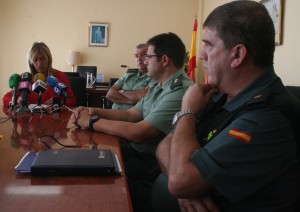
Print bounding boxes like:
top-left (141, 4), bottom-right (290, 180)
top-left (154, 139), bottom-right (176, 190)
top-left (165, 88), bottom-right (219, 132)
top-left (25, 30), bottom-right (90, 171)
top-left (261, 0), bottom-right (284, 45)
top-left (88, 22), bottom-right (109, 47)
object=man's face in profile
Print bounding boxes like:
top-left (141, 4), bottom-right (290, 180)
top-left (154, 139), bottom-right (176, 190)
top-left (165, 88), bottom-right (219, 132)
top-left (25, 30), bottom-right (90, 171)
top-left (134, 47), bottom-right (148, 71)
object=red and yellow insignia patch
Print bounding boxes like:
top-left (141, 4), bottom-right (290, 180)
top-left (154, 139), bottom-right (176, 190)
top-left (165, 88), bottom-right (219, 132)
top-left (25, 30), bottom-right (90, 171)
top-left (228, 128), bottom-right (252, 143)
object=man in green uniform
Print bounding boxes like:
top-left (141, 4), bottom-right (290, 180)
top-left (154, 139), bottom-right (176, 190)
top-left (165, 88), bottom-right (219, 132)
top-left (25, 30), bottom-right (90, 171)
top-left (106, 43), bottom-right (154, 110)
top-left (72, 32), bottom-right (194, 211)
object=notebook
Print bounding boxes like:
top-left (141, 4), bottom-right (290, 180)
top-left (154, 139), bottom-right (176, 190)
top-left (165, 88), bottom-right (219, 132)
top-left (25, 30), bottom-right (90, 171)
top-left (31, 149), bottom-right (116, 176)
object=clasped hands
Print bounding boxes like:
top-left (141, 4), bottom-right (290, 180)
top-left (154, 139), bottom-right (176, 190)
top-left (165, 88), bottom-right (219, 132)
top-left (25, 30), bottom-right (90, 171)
top-left (178, 195), bottom-right (220, 212)
top-left (71, 106), bottom-right (96, 129)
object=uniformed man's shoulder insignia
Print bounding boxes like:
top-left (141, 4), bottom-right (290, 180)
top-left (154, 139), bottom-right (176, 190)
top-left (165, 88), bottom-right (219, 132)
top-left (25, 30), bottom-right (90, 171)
top-left (246, 93), bottom-right (268, 110)
top-left (126, 68), bottom-right (139, 74)
top-left (170, 76), bottom-right (183, 89)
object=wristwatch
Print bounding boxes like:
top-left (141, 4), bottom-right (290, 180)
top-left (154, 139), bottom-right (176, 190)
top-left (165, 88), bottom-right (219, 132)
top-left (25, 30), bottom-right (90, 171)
top-left (89, 115), bottom-right (100, 131)
top-left (172, 110), bottom-right (198, 126)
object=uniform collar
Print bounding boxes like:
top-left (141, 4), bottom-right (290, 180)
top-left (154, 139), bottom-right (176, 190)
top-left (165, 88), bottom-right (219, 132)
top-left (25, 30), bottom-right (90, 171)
top-left (138, 69), bottom-right (147, 77)
top-left (160, 68), bottom-right (185, 90)
top-left (224, 67), bottom-right (278, 111)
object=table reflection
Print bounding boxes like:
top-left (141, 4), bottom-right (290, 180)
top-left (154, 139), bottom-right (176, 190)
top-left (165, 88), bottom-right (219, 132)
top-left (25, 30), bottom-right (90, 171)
top-left (3, 106), bottom-right (72, 152)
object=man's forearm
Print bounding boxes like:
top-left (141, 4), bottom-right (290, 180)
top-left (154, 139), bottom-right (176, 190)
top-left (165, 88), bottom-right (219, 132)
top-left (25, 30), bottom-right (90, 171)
top-left (89, 107), bottom-right (131, 121)
top-left (169, 115), bottom-right (199, 177)
top-left (167, 115), bottom-right (211, 198)
top-left (106, 89), bottom-right (129, 104)
top-left (110, 88), bottom-right (148, 105)
top-left (156, 133), bottom-right (172, 174)
top-left (106, 88), bottom-right (147, 105)
top-left (123, 87), bottom-right (148, 103)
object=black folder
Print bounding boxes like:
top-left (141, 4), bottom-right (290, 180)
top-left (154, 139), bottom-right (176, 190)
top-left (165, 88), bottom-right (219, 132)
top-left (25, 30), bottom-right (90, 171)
top-left (31, 149), bottom-right (116, 176)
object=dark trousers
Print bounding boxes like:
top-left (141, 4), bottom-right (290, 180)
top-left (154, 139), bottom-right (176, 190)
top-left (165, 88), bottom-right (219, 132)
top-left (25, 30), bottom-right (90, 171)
top-left (151, 173), bottom-right (181, 212)
top-left (120, 139), bottom-right (161, 212)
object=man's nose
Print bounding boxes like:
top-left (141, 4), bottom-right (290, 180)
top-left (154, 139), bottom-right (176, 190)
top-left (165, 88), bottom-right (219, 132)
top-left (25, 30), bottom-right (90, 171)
top-left (199, 50), bottom-right (207, 61)
top-left (137, 55), bottom-right (144, 60)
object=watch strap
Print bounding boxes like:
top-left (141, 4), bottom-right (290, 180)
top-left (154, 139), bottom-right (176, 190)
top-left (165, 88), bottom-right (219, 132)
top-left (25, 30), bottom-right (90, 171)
top-left (173, 110), bottom-right (198, 126)
top-left (89, 115), bottom-right (100, 131)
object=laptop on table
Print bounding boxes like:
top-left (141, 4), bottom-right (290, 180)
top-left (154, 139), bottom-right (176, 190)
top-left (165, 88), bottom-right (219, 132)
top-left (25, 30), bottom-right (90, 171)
top-left (31, 149), bottom-right (116, 176)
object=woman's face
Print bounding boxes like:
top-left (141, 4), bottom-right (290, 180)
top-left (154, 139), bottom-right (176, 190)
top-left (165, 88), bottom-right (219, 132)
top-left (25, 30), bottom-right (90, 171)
top-left (32, 53), bottom-right (49, 76)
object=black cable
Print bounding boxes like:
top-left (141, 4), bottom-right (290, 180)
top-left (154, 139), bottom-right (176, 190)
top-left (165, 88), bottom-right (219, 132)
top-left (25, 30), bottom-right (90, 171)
top-left (38, 135), bottom-right (81, 149)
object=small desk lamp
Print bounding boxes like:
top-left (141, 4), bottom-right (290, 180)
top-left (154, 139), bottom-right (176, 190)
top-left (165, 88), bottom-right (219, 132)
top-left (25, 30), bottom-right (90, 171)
top-left (66, 51), bottom-right (81, 72)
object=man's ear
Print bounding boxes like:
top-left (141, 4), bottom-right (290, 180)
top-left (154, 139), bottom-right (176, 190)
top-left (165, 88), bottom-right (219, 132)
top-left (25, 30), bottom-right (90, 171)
top-left (230, 44), bottom-right (247, 68)
top-left (161, 55), bottom-right (169, 67)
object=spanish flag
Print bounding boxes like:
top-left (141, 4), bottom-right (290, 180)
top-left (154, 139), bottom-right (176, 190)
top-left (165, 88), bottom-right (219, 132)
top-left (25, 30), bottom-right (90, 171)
top-left (228, 128), bottom-right (252, 143)
top-left (188, 18), bottom-right (198, 82)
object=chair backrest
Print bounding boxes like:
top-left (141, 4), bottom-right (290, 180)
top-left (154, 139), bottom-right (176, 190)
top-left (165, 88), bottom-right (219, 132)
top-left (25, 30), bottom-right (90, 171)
top-left (64, 72), bottom-right (80, 77)
top-left (109, 78), bottom-right (119, 87)
top-left (106, 78), bottom-right (119, 108)
top-left (68, 76), bottom-right (87, 106)
top-left (285, 86), bottom-right (300, 101)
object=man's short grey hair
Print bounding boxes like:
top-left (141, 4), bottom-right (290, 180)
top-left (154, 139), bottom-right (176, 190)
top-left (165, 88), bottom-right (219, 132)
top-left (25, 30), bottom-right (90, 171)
top-left (136, 43), bottom-right (148, 49)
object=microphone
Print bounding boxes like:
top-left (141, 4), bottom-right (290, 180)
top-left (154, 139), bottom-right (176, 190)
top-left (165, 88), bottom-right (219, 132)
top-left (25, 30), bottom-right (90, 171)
top-left (8, 74), bottom-right (21, 109)
top-left (52, 98), bottom-right (61, 112)
top-left (32, 73), bottom-right (47, 105)
top-left (121, 65), bottom-right (131, 68)
top-left (46, 76), bottom-right (69, 105)
top-left (17, 72), bottom-right (32, 113)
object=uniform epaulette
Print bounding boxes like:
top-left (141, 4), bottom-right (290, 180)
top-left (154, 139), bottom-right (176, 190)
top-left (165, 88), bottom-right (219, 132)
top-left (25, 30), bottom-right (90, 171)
top-left (170, 75), bottom-right (183, 89)
top-left (126, 68), bottom-right (139, 74)
top-left (246, 93), bottom-right (269, 110)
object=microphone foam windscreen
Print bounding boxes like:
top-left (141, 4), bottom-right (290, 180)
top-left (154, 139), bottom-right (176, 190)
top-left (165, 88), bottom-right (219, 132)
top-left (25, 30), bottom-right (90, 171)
top-left (34, 73), bottom-right (46, 82)
top-left (46, 76), bottom-right (58, 87)
top-left (9, 74), bottom-right (21, 88)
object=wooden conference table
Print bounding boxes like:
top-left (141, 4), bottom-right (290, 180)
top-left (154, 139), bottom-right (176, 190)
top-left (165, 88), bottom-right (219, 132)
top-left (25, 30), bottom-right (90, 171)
top-left (0, 106), bottom-right (133, 212)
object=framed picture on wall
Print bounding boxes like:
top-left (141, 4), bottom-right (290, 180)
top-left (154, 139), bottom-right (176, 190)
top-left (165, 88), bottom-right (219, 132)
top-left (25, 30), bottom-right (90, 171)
top-left (261, 0), bottom-right (284, 45)
top-left (89, 22), bottom-right (109, 47)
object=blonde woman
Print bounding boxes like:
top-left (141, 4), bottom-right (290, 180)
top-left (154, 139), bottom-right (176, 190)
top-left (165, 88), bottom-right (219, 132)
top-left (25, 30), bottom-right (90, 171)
top-left (3, 42), bottom-right (75, 107)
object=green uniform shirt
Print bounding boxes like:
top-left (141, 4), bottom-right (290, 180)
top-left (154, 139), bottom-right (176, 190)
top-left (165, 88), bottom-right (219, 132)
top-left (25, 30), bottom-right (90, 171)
top-left (134, 69), bottom-right (194, 155)
top-left (113, 69), bottom-right (153, 110)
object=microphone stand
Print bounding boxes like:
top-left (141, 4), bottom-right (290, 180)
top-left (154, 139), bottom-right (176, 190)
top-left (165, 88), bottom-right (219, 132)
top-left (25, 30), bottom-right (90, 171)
top-left (60, 93), bottom-right (74, 112)
top-left (16, 106), bottom-right (31, 114)
top-left (7, 88), bottom-right (18, 114)
top-left (51, 93), bottom-right (74, 113)
top-left (30, 91), bottom-right (48, 114)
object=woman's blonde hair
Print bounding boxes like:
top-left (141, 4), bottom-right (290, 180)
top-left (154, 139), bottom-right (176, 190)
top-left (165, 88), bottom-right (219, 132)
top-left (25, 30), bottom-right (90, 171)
top-left (27, 42), bottom-right (53, 76)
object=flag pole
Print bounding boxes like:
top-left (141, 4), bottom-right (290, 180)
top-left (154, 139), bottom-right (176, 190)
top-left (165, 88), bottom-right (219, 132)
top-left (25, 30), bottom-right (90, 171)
top-left (187, 16), bottom-right (198, 82)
